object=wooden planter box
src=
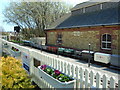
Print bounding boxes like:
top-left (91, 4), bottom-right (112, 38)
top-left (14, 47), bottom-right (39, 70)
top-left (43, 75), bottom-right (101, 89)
top-left (11, 50), bottom-right (21, 57)
top-left (38, 67), bottom-right (75, 88)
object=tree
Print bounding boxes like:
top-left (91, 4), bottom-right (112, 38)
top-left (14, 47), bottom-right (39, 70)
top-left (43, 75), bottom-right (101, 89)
top-left (3, 2), bottom-right (72, 39)
top-left (1, 56), bottom-right (35, 89)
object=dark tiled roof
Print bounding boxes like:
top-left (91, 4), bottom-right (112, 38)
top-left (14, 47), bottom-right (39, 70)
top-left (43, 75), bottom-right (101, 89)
top-left (55, 7), bottom-right (119, 29)
top-left (45, 7), bottom-right (119, 30)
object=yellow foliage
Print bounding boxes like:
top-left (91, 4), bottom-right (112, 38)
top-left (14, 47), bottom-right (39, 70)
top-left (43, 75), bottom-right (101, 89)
top-left (1, 56), bottom-right (35, 89)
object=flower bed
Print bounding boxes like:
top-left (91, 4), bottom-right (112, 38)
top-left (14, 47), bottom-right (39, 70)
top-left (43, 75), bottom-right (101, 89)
top-left (12, 47), bottom-right (19, 51)
top-left (38, 65), bottom-right (75, 88)
top-left (11, 47), bottom-right (21, 57)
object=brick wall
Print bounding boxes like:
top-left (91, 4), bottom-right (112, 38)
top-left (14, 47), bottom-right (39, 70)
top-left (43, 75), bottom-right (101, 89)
top-left (46, 25), bottom-right (120, 55)
top-left (112, 30), bottom-right (119, 55)
top-left (47, 32), bottom-right (57, 45)
top-left (117, 30), bottom-right (120, 55)
top-left (62, 30), bottom-right (99, 51)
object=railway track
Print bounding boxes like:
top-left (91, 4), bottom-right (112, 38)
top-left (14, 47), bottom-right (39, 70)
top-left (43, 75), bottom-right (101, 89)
top-left (24, 45), bottom-right (120, 73)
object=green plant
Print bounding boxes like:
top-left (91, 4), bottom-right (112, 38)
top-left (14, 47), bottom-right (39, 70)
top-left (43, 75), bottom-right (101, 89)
top-left (12, 47), bottom-right (19, 51)
top-left (2, 52), bottom-right (8, 58)
top-left (40, 65), bottom-right (73, 82)
top-left (44, 67), bottom-right (53, 75)
top-left (1, 56), bottom-right (35, 89)
top-left (10, 40), bottom-right (24, 43)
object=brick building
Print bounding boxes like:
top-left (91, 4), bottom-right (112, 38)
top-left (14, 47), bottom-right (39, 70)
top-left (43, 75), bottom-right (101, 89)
top-left (45, 1), bottom-right (120, 56)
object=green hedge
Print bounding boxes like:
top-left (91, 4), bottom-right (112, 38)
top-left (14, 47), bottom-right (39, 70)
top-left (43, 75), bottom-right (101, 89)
top-left (1, 57), bottom-right (35, 89)
top-left (10, 40), bottom-right (24, 43)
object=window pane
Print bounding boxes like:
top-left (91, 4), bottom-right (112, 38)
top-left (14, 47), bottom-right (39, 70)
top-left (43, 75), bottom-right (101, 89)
top-left (101, 34), bottom-right (111, 49)
top-left (107, 34), bottom-right (111, 41)
top-left (57, 34), bottom-right (62, 44)
top-left (107, 43), bottom-right (111, 48)
top-left (102, 43), bottom-right (106, 48)
top-left (102, 34), bottom-right (106, 41)
top-left (34, 58), bottom-right (41, 68)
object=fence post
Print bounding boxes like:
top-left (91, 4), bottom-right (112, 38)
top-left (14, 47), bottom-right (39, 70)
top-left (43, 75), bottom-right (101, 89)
top-left (59, 60), bottom-right (61, 71)
top-left (61, 61), bottom-right (63, 73)
top-left (69, 63), bottom-right (72, 76)
top-left (85, 69), bottom-right (89, 88)
top-left (42, 55), bottom-right (45, 64)
top-left (51, 58), bottom-right (53, 67)
top-left (58, 60), bottom-right (60, 70)
top-left (96, 72), bottom-right (101, 88)
top-left (56, 59), bottom-right (58, 70)
top-left (48, 57), bottom-right (51, 66)
top-left (46, 56), bottom-right (49, 65)
top-left (103, 74), bottom-right (108, 88)
top-left (110, 77), bottom-right (115, 88)
top-left (45, 55), bottom-right (47, 65)
top-left (55, 59), bottom-right (57, 69)
top-left (47, 56), bottom-right (49, 65)
top-left (49, 57), bottom-right (52, 66)
top-left (80, 67), bottom-right (84, 88)
top-left (71, 65), bottom-right (75, 78)
top-left (62, 61), bottom-right (65, 73)
top-left (63, 62), bottom-right (66, 73)
top-left (40, 54), bottom-right (43, 63)
top-left (53, 58), bottom-right (55, 68)
top-left (29, 50), bottom-right (34, 76)
top-left (65, 62), bottom-right (68, 75)
top-left (76, 66), bottom-right (80, 89)
top-left (67, 63), bottom-right (70, 76)
top-left (118, 80), bottom-right (120, 90)
top-left (90, 70), bottom-right (94, 87)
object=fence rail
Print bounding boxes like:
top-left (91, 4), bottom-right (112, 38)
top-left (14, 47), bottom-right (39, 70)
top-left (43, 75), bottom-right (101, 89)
top-left (1, 39), bottom-right (120, 89)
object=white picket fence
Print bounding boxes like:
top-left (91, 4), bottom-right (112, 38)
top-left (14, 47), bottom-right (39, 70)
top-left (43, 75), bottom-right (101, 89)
top-left (1, 39), bottom-right (120, 89)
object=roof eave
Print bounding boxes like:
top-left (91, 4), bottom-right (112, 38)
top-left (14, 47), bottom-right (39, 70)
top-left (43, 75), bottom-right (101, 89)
top-left (44, 23), bottom-right (120, 31)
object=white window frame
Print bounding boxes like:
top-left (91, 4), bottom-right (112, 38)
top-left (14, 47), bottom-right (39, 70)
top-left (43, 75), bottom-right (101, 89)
top-left (101, 34), bottom-right (111, 50)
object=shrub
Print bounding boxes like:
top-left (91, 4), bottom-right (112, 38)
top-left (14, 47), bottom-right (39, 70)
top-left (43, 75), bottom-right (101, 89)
top-left (10, 40), bottom-right (24, 44)
top-left (2, 52), bottom-right (8, 58)
top-left (1, 57), bottom-right (35, 89)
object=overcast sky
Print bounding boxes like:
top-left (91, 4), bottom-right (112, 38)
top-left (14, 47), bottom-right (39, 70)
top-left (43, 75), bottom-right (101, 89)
top-left (0, 0), bottom-right (88, 32)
